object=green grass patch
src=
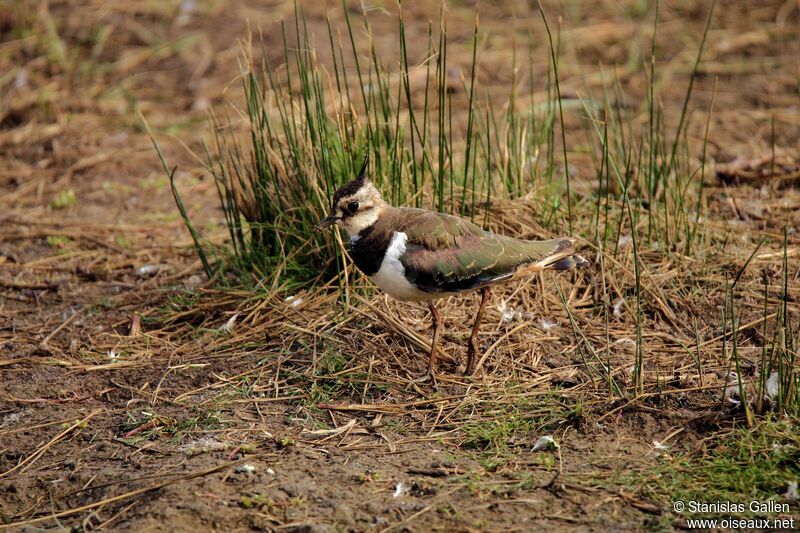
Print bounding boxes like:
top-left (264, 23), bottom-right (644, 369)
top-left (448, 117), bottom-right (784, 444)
top-left (611, 417), bottom-right (800, 517)
top-left (461, 395), bottom-right (580, 470)
top-left (50, 189), bottom-right (77, 209)
top-left (117, 408), bottom-right (227, 446)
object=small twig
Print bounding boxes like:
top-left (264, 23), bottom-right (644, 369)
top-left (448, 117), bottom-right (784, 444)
top-left (473, 323), bottom-right (526, 374)
top-left (39, 309), bottom-right (82, 352)
top-left (406, 467), bottom-right (451, 477)
top-left (0, 409), bottom-right (102, 479)
top-left (379, 485), bottom-right (463, 532)
top-left (121, 419), bottom-right (162, 439)
top-left (617, 490), bottom-right (663, 514)
top-left (0, 279), bottom-right (59, 290)
top-left (0, 358), bottom-right (31, 367)
top-left (95, 501), bottom-right (137, 530)
top-left (299, 418), bottom-right (357, 440)
top-left (697, 312), bottom-right (778, 348)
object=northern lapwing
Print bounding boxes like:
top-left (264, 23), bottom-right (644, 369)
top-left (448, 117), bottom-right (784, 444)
top-left (317, 159), bottom-right (588, 381)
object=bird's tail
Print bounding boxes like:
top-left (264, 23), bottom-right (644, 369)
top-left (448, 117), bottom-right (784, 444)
top-left (512, 238), bottom-right (589, 279)
top-left (549, 250), bottom-right (590, 271)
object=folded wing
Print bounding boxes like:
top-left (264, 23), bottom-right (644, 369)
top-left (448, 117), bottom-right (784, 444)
top-left (395, 209), bottom-right (580, 294)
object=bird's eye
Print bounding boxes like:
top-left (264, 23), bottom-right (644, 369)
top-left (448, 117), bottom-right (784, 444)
top-left (347, 201), bottom-right (359, 213)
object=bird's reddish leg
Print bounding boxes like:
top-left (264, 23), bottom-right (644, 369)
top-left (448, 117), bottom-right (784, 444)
top-left (427, 302), bottom-right (442, 376)
top-left (414, 301), bottom-right (442, 386)
top-left (465, 287), bottom-right (491, 375)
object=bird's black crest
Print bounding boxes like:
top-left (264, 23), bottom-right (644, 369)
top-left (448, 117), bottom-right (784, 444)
top-left (356, 152), bottom-right (369, 180)
top-left (333, 153), bottom-right (370, 204)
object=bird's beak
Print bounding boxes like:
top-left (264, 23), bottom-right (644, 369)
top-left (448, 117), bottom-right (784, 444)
top-left (315, 213), bottom-right (338, 231)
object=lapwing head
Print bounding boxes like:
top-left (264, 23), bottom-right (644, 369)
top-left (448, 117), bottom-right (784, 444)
top-left (316, 155), bottom-right (385, 236)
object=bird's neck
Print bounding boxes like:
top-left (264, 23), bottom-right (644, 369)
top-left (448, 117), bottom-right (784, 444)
top-left (343, 202), bottom-right (388, 238)
top-left (347, 211), bottom-right (396, 276)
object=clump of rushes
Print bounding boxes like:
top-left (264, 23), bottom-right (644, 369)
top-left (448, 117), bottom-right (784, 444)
top-left (202, 17), bottom-right (362, 288)
top-left (153, 1), bottom-right (721, 296)
top-left (153, 1), bottom-right (569, 289)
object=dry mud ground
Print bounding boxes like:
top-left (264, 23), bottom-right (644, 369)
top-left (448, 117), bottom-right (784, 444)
top-left (2, 1), bottom-right (800, 531)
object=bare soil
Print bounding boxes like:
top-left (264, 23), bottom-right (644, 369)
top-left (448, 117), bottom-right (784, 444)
top-left (1, 1), bottom-right (799, 531)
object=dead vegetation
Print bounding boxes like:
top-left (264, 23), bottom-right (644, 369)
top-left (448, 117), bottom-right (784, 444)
top-left (1, 0), bottom-right (799, 530)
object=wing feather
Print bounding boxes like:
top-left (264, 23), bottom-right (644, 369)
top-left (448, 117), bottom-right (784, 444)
top-left (392, 208), bottom-right (579, 293)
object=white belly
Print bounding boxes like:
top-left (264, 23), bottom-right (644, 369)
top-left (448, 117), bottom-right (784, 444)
top-left (370, 232), bottom-right (436, 301)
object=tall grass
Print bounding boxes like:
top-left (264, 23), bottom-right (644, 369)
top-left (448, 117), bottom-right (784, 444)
top-left (773, 224), bottom-right (799, 415)
top-left (578, 0), bottom-right (718, 395)
top-left (161, 2), bottom-right (568, 289)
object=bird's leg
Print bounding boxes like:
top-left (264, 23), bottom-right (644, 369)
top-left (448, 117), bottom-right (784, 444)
top-left (427, 301), bottom-right (442, 377)
top-left (465, 287), bottom-right (491, 375)
top-left (414, 301), bottom-right (441, 387)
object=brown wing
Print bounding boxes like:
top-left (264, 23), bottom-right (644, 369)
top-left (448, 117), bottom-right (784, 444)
top-left (393, 208), bottom-right (576, 293)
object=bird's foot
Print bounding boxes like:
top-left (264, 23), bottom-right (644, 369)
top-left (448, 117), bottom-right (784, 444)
top-left (411, 369), bottom-right (439, 391)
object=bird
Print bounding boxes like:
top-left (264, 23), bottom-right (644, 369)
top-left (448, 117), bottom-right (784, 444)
top-left (317, 158), bottom-right (588, 382)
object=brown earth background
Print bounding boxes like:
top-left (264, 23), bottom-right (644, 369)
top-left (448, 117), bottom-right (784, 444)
top-left (2, 0), bottom-right (800, 531)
